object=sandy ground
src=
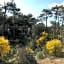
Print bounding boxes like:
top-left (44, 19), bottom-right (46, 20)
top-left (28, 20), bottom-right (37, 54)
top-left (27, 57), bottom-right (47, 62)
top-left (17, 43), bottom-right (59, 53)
top-left (35, 56), bottom-right (64, 64)
top-left (17, 47), bottom-right (64, 64)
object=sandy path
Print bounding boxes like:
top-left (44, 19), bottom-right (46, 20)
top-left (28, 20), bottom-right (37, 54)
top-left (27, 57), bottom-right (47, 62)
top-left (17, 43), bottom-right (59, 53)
top-left (35, 56), bottom-right (64, 64)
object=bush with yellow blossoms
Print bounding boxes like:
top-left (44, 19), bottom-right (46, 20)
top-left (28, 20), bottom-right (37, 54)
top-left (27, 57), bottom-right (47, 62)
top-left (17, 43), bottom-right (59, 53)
top-left (36, 31), bottom-right (48, 45)
top-left (0, 36), bottom-right (19, 63)
top-left (26, 47), bottom-right (34, 53)
top-left (40, 31), bottom-right (48, 36)
top-left (0, 36), bottom-right (11, 57)
top-left (45, 39), bottom-right (62, 55)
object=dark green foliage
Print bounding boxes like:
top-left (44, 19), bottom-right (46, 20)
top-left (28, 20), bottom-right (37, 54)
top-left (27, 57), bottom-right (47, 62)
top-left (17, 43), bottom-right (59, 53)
top-left (55, 52), bottom-right (64, 58)
top-left (35, 46), bottom-right (47, 59)
top-left (0, 0), bottom-right (37, 46)
top-left (32, 23), bottom-right (45, 37)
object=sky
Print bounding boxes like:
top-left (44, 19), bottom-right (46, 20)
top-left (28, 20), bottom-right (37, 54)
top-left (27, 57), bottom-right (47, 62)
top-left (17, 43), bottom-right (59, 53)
top-left (15, 0), bottom-right (64, 17)
top-left (0, 0), bottom-right (64, 26)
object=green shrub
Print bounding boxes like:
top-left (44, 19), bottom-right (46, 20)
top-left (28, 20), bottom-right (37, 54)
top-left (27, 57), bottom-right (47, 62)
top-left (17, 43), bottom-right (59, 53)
top-left (3, 47), bottom-right (19, 64)
top-left (37, 51), bottom-right (46, 59)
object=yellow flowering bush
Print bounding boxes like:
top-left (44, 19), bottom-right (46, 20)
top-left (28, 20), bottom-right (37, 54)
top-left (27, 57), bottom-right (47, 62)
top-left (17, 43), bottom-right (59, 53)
top-left (36, 31), bottom-right (48, 45)
top-left (26, 47), bottom-right (34, 53)
top-left (0, 36), bottom-right (11, 57)
top-left (46, 39), bottom-right (62, 55)
top-left (40, 31), bottom-right (48, 36)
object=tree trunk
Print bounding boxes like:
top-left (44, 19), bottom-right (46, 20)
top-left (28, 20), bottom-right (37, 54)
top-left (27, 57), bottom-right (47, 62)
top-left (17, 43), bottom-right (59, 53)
top-left (46, 16), bottom-right (47, 29)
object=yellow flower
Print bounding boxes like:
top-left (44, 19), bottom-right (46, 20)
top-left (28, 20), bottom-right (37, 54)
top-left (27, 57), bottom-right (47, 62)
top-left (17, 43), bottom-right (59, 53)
top-left (0, 36), bottom-right (11, 57)
top-left (40, 31), bottom-right (48, 36)
top-left (0, 36), bottom-right (9, 45)
top-left (26, 47), bottom-right (34, 53)
top-left (36, 31), bottom-right (48, 46)
top-left (46, 39), bottom-right (62, 55)
top-left (36, 36), bottom-right (45, 45)
top-left (38, 37), bottom-right (44, 41)
top-left (36, 40), bottom-right (39, 44)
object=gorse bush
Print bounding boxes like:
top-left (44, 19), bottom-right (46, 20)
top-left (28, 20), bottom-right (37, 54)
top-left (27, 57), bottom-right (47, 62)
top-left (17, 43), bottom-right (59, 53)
top-left (36, 31), bottom-right (48, 46)
top-left (0, 36), bottom-right (19, 64)
top-left (46, 39), bottom-right (62, 55)
top-left (0, 36), bottom-right (11, 57)
top-left (40, 31), bottom-right (48, 36)
top-left (25, 47), bottom-right (34, 53)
